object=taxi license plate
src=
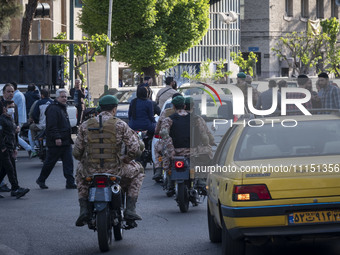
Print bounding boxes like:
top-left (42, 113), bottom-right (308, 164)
top-left (288, 210), bottom-right (340, 224)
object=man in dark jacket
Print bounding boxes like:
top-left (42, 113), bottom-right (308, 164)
top-left (24, 83), bottom-right (40, 119)
top-left (36, 89), bottom-right (77, 189)
top-left (0, 100), bottom-right (30, 198)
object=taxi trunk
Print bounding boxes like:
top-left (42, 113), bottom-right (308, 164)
top-left (238, 156), bottom-right (340, 199)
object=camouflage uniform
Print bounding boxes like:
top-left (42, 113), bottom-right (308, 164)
top-left (161, 109), bottom-right (191, 171)
top-left (73, 111), bottom-right (145, 200)
top-left (191, 114), bottom-right (214, 159)
top-left (153, 108), bottom-right (175, 169)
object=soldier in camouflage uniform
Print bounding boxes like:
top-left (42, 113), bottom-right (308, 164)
top-left (152, 93), bottom-right (181, 181)
top-left (73, 95), bottom-right (145, 227)
top-left (184, 97), bottom-right (215, 159)
top-left (160, 96), bottom-right (191, 195)
top-left (185, 97), bottom-right (215, 191)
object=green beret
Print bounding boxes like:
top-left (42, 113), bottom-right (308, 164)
top-left (237, 72), bottom-right (246, 79)
top-left (171, 95), bottom-right (185, 106)
top-left (99, 95), bottom-right (118, 106)
top-left (184, 97), bottom-right (194, 110)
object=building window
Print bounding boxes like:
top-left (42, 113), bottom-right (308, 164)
top-left (316, 0), bottom-right (324, 19)
top-left (285, 0), bottom-right (293, 17)
top-left (75, 0), bottom-right (82, 8)
top-left (332, 0), bottom-right (339, 18)
top-left (301, 0), bottom-right (309, 18)
top-left (240, 0), bottom-right (245, 20)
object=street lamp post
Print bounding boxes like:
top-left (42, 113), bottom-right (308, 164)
top-left (105, 0), bottom-right (114, 92)
top-left (218, 11), bottom-right (238, 84)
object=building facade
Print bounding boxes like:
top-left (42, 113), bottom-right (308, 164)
top-left (169, 0), bottom-right (241, 85)
top-left (241, 0), bottom-right (340, 78)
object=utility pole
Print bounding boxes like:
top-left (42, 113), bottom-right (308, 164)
top-left (105, 0), bottom-right (113, 93)
top-left (69, 0), bottom-right (74, 89)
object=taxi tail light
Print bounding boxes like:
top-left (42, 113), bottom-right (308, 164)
top-left (233, 184), bottom-right (271, 201)
top-left (95, 176), bottom-right (108, 188)
top-left (175, 161), bottom-right (184, 169)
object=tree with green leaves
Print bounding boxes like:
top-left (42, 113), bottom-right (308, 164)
top-left (0, 0), bottom-right (21, 37)
top-left (321, 18), bottom-right (340, 77)
top-left (181, 58), bottom-right (232, 83)
top-left (48, 32), bottom-right (112, 85)
top-left (271, 31), bottom-right (328, 76)
top-left (230, 51), bottom-right (258, 77)
top-left (78, 0), bottom-right (210, 84)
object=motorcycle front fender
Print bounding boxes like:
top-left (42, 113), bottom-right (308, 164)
top-left (93, 202), bottom-right (109, 212)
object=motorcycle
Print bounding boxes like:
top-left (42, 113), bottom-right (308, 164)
top-left (169, 156), bottom-right (206, 213)
top-left (20, 123), bottom-right (46, 161)
top-left (136, 130), bottom-right (153, 169)
top-left (32, 129), bottom-right (47, 161)
top-left (86, 173), bottom-right (133, 252)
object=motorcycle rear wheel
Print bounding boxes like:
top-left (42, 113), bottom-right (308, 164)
top-left (177, 183), bottom-right (189, 213)
top-left (96, 207), bottom-right (112, 252)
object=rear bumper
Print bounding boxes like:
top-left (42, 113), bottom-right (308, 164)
top-left (219, 201), bottom-right (340, 239)
top-left (229, 223), bottom-right (340, 239)
top-left (221, 202), bottom-right (340, 218)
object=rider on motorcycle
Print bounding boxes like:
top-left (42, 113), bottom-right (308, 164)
top-left (152, 93), bottom-right (181, 181)
top-left (73, 95), bottom-right (145, 227)
top-left (30, 89), bottom-right (53, 153)
top-left (128, 86), bottom-right (156, 136)
top-left (160, 96), bottom-right (190, 195)
top-left (184, 97), bottom-right (215, 191)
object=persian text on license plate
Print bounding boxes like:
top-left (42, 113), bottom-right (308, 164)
top-left (288, 210), bottom-right (340, 224)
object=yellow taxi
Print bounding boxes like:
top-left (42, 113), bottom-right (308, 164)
top-left (206, 114), bottom-right (340, 255)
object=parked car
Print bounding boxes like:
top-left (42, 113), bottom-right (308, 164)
top-left (207, 113), bottom-right (340, 255)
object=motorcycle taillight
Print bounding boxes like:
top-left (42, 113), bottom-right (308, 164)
top-left (94, 177), bottom-right (108, 188)
top-left (175, 161), bottom-right (184, 168)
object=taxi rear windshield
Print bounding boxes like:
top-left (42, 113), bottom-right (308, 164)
top-left (235, 120), bottom-right (340, 161)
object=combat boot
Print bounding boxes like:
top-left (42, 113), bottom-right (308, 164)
top-left (124, 196), bottom-right (142, 221)
top-left (152, 167), bottom-right (162, 181)
top-left (75, 198), bottom-right (90, 227)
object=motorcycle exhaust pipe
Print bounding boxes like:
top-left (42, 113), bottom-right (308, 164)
top-left (111, 184), bottom-right (121, 195)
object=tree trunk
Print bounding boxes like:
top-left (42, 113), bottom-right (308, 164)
top-left (142, 66), bottom-right (157, 86)
top-left (19, 0), bottom-right (38, 55)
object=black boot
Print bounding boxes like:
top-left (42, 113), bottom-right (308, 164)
top-left (166, 179), bottom-right (175, 197)
top-left (75, 198), bottom-right (89, 227)
top-left (124, 196), bottom-right (142, 221)
top-left (152, 167), bottom-right (162, 181)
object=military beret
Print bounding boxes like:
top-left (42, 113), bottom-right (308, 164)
top-left (172, 95), bottom-right (185, 106)
top-left (184, 97), bottom-right (194, 105)
top-left (99, 95), bottom-right (118, 106)
top-left (184, 97), bottom-right (194, 110)
top-left (237, 72), bottom-right (247, 79)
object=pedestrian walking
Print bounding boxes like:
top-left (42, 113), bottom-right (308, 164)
top-left (36, 89), bottom-right (76, 189)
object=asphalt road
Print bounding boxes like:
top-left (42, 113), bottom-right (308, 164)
top-left (1, 151), bottom-right (340, 255)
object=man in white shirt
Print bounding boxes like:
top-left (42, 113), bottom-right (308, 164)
top-left (156, 77), bottom-right (177, 108)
